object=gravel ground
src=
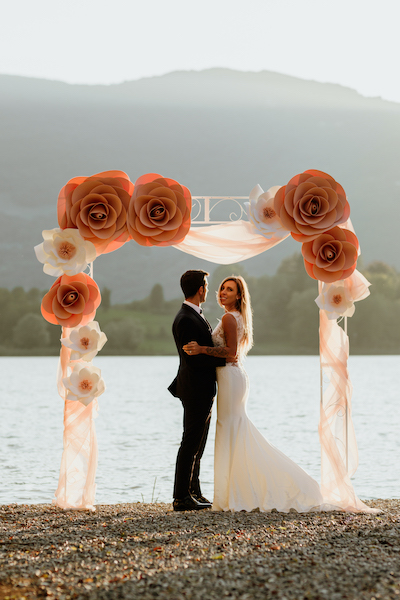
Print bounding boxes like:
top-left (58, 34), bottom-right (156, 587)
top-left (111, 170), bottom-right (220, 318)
top-left (0, 499), bottom-right (399, 600)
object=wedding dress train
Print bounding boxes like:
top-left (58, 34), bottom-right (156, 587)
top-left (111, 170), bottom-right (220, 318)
top-left (212, 311), bottom-right (323, 512)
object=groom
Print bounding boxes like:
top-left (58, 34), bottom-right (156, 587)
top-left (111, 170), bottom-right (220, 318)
top-left (168, 270), bottom-right (226, 511)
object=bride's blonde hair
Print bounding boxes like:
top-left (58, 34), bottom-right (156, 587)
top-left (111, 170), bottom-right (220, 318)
top-left (217, 275), bottom-right (253, 356)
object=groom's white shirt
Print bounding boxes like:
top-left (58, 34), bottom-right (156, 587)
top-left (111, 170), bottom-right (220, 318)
top-left (183, 300), bottom-right (205, 319)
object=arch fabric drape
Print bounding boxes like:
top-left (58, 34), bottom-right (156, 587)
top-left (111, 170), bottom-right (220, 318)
top-left (175, 221), bottom-right (375, 513)
top-left (319, 308), bottom-right (373, 511)
top-left (53, 330), bottom-right (98, 511)
top-left (174, 221), bottom-right (290, 264)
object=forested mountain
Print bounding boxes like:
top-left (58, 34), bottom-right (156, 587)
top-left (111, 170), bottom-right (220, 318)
top-left (1, 69), bottom-right (399, 302)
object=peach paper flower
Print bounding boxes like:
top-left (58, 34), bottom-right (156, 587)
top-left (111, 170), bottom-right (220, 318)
top-left (246, 184), bottom-right (289, 239)
top-left (57, 170), bottom-right (134, 254)
top-left (41, 273), bottom-right (101, 328)
top-left (63, 363), bottom-right (105, 406)
top-left (127, 173), bottom-right (191, 246)
top-left (34, 228), bottom-right (96, 277)
top-left (302, 226), bottom-right (359, 283)
top-left (60, 321), bottom-right (107, 361)
top-left (274, 170), bottom-right (350, 242)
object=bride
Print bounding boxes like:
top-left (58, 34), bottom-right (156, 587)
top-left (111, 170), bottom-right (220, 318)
top-left (183, 275), bottom-right (324, 513)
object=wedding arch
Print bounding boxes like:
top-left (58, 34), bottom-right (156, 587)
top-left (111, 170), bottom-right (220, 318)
top-left (35, 170), bottom-right (372, 512)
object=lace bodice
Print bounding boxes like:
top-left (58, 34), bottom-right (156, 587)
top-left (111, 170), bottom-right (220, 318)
top-left (212, 311), bottom-right (245, 360)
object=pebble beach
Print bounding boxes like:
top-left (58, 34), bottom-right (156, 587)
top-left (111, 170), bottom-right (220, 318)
top-left (1, 499), bottom-right (399, 600)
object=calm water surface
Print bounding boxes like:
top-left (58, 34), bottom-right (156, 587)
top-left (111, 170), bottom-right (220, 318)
top-left (0, 356), bottom-right (398, 504)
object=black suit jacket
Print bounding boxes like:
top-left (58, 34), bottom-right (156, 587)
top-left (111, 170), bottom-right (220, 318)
top-left (168, 304), bottom-right (225, 401)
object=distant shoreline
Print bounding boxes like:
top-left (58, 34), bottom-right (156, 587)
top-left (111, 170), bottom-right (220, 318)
top-left (1, 499), bottom-right (398, 508)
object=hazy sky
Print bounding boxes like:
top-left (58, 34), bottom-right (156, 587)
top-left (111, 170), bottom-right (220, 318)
top-left (2, 0), bottom-right (400, 102)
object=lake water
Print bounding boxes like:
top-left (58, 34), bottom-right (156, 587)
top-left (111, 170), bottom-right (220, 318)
top-left (0, 356), bottom-right (399, 505)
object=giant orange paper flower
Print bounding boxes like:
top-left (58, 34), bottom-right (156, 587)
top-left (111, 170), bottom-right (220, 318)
top-left (274, 170), bottom-right (350, 243)
top-left (301, 226), bottom-right (359, 283)
top-left (41, 273), bottom-right (101, 328)
top-left (127, 173), bottom-right (191, 246)
top-left (57, 170), bottom-right (134, 254)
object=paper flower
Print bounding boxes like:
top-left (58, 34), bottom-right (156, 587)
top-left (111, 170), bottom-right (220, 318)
top-left (34, 228), bottom-right (96, 277)
top-left (246, 185), bottom-right (289, 239)
top-left (127, 173), bottom-right (191, 246)
top-left (302, 226), bottom-right (359, 283)
top-left (315, 282), bottom-right (355, 320)
top-left (60, 321), bottom-right (107, 361)
top-left (315, 271), bottom-right (371, 320)
top-left (274, 170), bottom-right (350, 243)
top-left (41, 273), bottom-right (101, 328)
top-left (63, 362), bottom-right (105, 406)
top-left (57, 170), bottom-right (133, 254)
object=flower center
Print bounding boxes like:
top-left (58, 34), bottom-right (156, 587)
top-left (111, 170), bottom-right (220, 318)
top-left (321, 243), bottom-right (338, 262)
top-left (332, 294), bottom-right (342, 305)
top-left (79, 379), bottom-right (93, 392)
top-left (263, 207), bottom-right (276, 219)
top-left (80, 337), bottom-right (90, 349)
top-left (310, 199), bottom-right (319, 215)
top-left (89, 204), bottom-right (108, 220)
top-left (57, 241), bottom-right (76, 260)
top-left (150, 205), bottom-right (165, 219)
top-left (63, 291), bottom-right (79, 305)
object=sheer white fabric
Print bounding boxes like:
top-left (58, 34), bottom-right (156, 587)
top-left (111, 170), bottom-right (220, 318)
top-left (319, 306), bottom-right (375, 512)
top-left (212, 312), bottom-right (324, 512)
top-left (53, 336), bottom-right (98, 511)
top-left (173, 221), bottom-right (290, 264)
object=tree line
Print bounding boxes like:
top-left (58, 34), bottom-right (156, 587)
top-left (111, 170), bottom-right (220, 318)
top-left (0, 255), bottom-right (399, 355)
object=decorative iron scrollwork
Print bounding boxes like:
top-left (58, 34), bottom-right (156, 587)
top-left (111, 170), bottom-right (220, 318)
top-left (191, 196), bottom-right (248, 224)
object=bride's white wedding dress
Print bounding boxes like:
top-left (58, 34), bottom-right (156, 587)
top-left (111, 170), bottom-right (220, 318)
top-left (212, 311), bottom-right (323, 512)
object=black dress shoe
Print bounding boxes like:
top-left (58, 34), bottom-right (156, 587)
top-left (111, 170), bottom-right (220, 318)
top-left (191, 492), bottom-right (212, 505)
top-left (173, 494), bottom-right (211, 511)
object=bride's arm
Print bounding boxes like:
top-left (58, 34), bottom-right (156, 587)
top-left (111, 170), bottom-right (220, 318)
top-left (183, 313), bottom-right (237, 359)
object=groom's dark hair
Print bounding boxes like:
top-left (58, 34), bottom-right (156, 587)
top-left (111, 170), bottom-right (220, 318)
top-left (180, 270), bottom-right (209, 299)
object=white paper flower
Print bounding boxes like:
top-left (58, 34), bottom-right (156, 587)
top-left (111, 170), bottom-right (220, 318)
top-left (315, 270), bottom-right (371, 320)
top-left (60, 321), bottom-right (107, 362)
top-left (34, 228), bottom-right (97, 276)
top-left (315, 282), bottom-right (356, 320)
top-left (63, 363), bottom-right (105, 406)
top-left (245, 184), bottom-right (289, 239)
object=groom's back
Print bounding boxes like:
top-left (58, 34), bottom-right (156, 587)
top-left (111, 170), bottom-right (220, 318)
top-left (169, 304), bottom-right (220, 401)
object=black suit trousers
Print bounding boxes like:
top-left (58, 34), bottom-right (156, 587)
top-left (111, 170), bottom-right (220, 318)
top-left (173, 394), bottom-right (214, 499)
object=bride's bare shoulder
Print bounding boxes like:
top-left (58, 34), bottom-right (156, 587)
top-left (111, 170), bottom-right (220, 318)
top-left (221, 312), bottom-right (238, 327)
